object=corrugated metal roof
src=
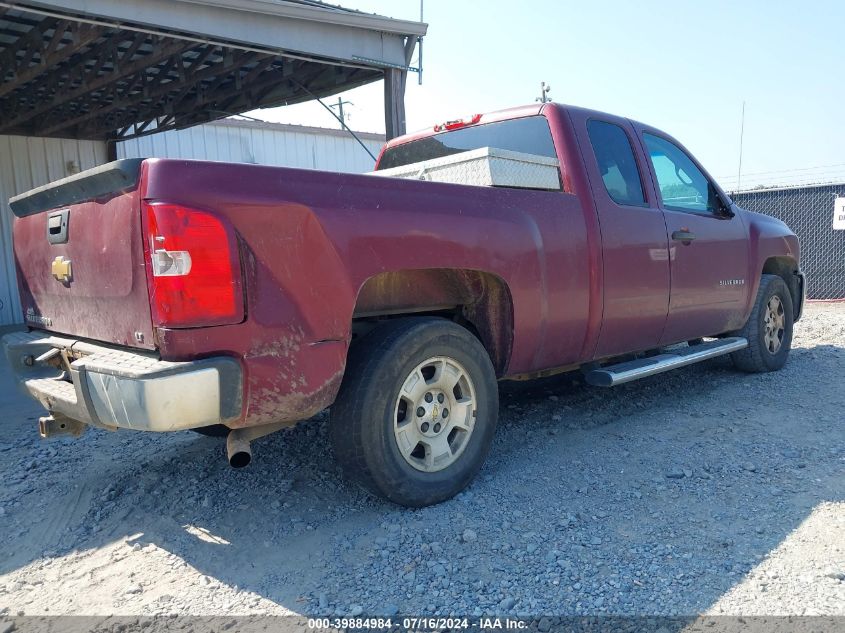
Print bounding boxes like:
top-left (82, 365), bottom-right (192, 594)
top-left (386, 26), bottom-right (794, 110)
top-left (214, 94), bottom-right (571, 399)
top-left (0, 1), bottom-right (425, 140)
top-left (174, 0), bottom-right (428, 35)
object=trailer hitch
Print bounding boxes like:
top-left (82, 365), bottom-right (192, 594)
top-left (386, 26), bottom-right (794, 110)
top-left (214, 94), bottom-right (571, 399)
top-left (39, 414), bottom-right (87, 438)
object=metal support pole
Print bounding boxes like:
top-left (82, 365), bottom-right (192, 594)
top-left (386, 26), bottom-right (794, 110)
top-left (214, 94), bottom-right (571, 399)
top-left (384, 67), bottom-right (407, 140)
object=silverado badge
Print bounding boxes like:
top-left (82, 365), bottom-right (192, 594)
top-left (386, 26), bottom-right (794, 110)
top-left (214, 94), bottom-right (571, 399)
top-left (25, 307), bottom-right (52, 327)
top-left (51, 256), bottom-right (72, 283)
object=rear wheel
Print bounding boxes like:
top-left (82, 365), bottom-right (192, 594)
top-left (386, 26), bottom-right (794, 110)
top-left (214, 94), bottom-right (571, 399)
top-left (731, 274), bottom-right (794, 372)
top-left (330, 317), bottom-right (498, 507)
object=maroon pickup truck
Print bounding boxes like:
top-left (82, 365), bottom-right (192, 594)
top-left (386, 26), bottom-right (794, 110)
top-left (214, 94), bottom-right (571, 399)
top-left (3, 103), bottom-right (804, 507)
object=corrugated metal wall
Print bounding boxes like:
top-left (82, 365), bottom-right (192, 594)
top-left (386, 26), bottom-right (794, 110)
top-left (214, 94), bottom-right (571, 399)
top-left (117, 120), bottom-right (383, 173)
top-left (0, 135), bottom-right (108, 326)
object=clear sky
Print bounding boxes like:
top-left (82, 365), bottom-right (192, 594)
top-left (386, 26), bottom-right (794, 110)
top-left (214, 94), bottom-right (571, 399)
top-left (251, 0), bottom-right (845, 190)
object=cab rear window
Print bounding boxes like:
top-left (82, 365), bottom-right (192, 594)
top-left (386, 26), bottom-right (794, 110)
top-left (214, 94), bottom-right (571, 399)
top-left (377, 116), bottom-right (557, 170)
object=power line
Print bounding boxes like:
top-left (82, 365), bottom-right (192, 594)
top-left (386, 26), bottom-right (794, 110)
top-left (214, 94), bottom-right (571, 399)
top-left (289, 80), bottom-right (377, 162)
top-left (721, 176), bottom-right (845, 190)
top-left (723, 167), bottom-right (845, 186)
top-left (720, 169), bottom-right (845, 186)
top-left (717, 161), bottom-right (845, 180)
top-left (728, 176), bottom-right (845, 192)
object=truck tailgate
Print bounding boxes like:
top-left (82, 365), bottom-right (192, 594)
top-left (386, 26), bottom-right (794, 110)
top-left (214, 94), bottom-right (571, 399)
top-left (10, 159), bottom-right (154, 349)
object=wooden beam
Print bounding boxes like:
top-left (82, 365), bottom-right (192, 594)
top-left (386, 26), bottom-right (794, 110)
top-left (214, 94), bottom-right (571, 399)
top-left (159, 59), bottom-right (239, 115)
top-left (0, 12), bottom-right (40, 27)
top-left (0, 16), bottom-right (58, 82)
top-left (156, 60), bottom-right (335, 129)
top-left (0, 22), bottom-right (105, 100)
top-left (105, 65), bottom-right (377, 141)
top-left (40, 48), bottom-right (258, 137)
top-left (112, 59), bottom-right (289, 138)
top-left (7, 34), bottom-right (135, 124)
top-left (0, 35), bottom-right (196, 133)
top-left (0, 29), bottom-right (123, 120)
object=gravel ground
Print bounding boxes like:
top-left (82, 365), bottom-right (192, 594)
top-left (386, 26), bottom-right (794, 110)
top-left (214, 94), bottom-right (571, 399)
top-left (0, 303), bottom-right (842, 617)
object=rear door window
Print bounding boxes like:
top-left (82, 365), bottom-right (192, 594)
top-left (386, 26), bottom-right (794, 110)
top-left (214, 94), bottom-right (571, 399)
top-left (586, 120), bottom-right (647, 207)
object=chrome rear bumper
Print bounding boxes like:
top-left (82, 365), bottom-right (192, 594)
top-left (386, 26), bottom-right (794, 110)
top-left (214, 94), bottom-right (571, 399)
top-left (1, 330), bottom-right (242, 432)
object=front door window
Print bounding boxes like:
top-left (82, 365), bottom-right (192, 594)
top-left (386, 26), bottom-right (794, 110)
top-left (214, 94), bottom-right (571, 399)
top-left (643, 133), bottom-right (724, 215)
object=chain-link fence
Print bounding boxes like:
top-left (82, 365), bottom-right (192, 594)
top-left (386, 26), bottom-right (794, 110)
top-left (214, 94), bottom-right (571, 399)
top-left (731, 183), bottom-right (845, 299)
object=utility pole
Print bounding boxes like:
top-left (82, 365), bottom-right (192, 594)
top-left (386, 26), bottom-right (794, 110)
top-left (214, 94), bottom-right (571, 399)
top-left (736, 101), bottom-right (746, 191)
top-left (536, 81), bottom-right (552, 104)
top-left (418, 0), bottom-right (424, 85)
top-left (329, 97), bottom-right (353, 128)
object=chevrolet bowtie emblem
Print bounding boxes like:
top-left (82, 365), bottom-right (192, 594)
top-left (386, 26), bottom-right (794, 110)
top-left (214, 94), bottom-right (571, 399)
top-left (51, 256), bottom-right (72, 283)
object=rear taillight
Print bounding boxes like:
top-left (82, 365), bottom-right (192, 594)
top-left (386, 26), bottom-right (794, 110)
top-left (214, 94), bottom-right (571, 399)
top-left (142, 202), bottom-right (243, 328)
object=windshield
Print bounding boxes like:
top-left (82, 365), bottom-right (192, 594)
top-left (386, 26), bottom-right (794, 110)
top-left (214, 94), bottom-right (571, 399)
top-left (377, 115), bottom-right (557, 170)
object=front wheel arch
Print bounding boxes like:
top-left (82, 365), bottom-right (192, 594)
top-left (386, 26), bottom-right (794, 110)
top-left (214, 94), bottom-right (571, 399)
top-left (761, 256), bottom-right (801, 320)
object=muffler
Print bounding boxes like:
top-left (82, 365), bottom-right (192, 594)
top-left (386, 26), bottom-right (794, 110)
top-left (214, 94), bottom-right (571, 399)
top-left (39, 414), bottom-right (86, 438)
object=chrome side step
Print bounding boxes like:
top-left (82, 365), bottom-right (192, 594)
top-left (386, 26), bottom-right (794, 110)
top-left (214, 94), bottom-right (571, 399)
top-left (584, 337), bottom-right (748, 387)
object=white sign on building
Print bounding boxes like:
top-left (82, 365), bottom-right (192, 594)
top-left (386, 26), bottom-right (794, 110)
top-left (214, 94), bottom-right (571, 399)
top-left (834, 197), bottom-right (845, 230)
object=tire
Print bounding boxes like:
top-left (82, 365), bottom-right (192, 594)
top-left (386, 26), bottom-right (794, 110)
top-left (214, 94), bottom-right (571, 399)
top-left (190, 424), bottom-right (230, 438)
top-left (330, 317), bottom-right (499, 507)
top-left (731, 274), bottom-right (794, 373)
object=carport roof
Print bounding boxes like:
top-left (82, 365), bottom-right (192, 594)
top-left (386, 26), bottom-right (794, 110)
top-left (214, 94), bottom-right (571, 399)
top-left (0, 0), bottom-right (426, 140)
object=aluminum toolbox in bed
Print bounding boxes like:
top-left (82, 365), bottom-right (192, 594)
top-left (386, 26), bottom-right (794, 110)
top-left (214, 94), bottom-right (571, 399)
top-left (371, 147), bottom-right (561, 190)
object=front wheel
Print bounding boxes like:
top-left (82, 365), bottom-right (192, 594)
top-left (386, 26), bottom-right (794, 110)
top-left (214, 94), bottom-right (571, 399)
top-left (731, 274), bottom-right (794, 372)
top-left (329, 317), bottom-right (499, 507)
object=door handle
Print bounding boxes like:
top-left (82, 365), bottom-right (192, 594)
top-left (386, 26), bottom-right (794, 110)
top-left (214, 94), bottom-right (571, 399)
top-left (672, 230), bottom-right (696, 243)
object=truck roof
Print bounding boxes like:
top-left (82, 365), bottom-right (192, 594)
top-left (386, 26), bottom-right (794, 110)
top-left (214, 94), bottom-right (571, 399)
top-left (382, 102), bottom-right (658, 150)
top-left (384, 103), bottom-right (546, 150)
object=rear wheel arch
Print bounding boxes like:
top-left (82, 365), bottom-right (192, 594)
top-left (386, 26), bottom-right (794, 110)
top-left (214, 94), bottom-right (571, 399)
top-left (350, 268), bottom-right (514, 376)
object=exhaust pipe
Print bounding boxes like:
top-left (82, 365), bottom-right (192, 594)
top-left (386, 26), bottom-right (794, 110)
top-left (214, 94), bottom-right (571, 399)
top-left (224, 421), bottom-right (292, 469)
top-left (39, 414), bottom-right (86, 438)
top-left (226, 430), bottom-right (252, 468)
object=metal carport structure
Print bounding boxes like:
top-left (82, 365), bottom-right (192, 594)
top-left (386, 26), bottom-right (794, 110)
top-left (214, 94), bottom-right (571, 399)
top-left (0, 0), bottom-right (426, 326)
top-left (0, 0), bottom-right (427, 144)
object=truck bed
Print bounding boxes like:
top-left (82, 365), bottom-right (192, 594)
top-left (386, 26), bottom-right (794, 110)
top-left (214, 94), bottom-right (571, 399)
top-left (8, 156), bottom-right (594, 427)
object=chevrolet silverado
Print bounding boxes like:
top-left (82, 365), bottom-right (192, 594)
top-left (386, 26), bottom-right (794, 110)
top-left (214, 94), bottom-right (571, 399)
top-left (2, 103), bottom-right (805, 507)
